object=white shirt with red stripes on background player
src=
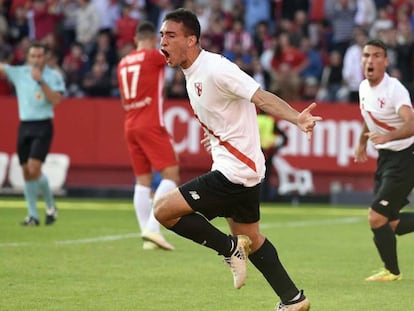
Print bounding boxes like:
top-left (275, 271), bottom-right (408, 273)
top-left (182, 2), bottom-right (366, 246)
top-left (359, 72), bottom-right (414, 151)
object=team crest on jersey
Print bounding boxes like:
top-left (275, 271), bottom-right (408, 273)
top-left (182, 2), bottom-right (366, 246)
top-left (378, 97), bottom-right (386, 108)
top-left (194, 82), bottom-right (202, 96)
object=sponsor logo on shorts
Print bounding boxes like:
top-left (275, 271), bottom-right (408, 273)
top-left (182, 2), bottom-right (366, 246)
top-left (379, 200), bottom-right (389, 206)
top-left (189, 190), bottom-right (200, 200)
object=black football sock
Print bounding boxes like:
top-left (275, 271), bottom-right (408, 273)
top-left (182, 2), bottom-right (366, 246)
top-left (169, 213), bottom-right (235, 256)
top-left (249, 238), bottom-right (299, 303)
top-left (372, 224), bottom-right (399, 275)
top-left (395, 213), bottom-right (414, 235)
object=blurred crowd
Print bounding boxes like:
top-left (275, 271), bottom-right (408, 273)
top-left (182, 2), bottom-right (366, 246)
top-left (1, 0), bottom-right (414, 102)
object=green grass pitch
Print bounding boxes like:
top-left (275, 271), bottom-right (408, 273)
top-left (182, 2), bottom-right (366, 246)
top-left (1, 197), bottom-right (413, 310)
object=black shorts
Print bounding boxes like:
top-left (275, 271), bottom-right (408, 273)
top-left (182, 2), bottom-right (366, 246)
top-left (17, 119), bottom-right (53, 164)
top-left (178, 170), bottom-right (261, 223)
top-left (372, 144), bottom-right (414, 220)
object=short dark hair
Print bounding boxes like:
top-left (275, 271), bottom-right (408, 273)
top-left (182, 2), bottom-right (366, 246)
top-left (29, 41), bottom-right (48, 53)
top-left (163, 8), bottom-right (200, 43)
top-left (136, 21), bottom-right (156, 39)
top-left (364, 39), bottom-right (388, 56)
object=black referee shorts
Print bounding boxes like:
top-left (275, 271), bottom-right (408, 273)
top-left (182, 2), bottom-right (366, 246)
top-left (372, 143), bottom-right (414, 220)
top-left (179, 170), bottom-right (261, 223)
top-left (17, 119), bottom-right (54, 164)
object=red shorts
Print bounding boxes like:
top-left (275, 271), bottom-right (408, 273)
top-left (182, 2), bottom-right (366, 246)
top-left (125, 125), bottom-right (178, 176)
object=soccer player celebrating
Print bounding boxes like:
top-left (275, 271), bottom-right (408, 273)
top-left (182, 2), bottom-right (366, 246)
top-left (117, 21), bottom-right (179, 251)
top-left (154, 9), bottom-right (321, 310)
top-left (355, 39), bottom-right (414, 281)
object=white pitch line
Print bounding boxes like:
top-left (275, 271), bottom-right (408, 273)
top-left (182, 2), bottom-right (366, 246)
top-left (55, 233), bottom-right (140, 245)
top-left (0, 242), bottom-right (31, 247)
top-left (0, 216), bottom-right (363, 248)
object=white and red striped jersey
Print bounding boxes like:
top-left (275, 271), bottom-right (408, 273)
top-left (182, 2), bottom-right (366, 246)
top-left (117, 48), bottom-right (166, 129)
top-left (182, 50), bottom-right (264, 186)
top-left (359, 73), bottom-right (414, 151)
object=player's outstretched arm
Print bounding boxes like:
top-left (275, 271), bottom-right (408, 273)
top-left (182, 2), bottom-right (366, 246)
top-left (251, 88), bottom-right (322, 139)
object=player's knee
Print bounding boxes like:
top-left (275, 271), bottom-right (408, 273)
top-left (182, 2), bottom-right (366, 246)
top-left (153, 195), bottom-right (168, 224)
top-left (368, 208), bottom-right (387, 228)
top-left (161, 170), bottom-right (179, 183)
top-left (23, 166), bottom-right (41, 180)
top-left (161, 168), bottom-right (180, 185)
top-left (152, 198), bottom-right (162, 221)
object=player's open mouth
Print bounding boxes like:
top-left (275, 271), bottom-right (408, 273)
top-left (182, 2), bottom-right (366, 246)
top-left (161, 49), bottom-right (170, 58)
top-left (367, 67), bottom-right (374, 73)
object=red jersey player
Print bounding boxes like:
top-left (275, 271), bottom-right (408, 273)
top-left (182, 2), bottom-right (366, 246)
top-left (117, 21), bottom-right (179, 251)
